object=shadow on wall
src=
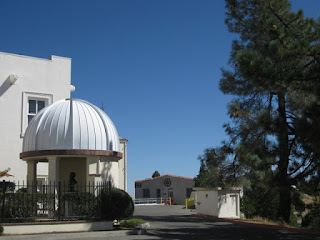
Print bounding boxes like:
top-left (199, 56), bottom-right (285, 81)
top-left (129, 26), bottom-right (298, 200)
top-left (0, 75), bottom-right (14, 98)
top-left (100, 160), bottom-right (113, 187)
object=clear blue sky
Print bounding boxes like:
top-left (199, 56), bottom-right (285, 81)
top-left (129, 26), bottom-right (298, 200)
top-left (0, 0), bottom-right (319, 196)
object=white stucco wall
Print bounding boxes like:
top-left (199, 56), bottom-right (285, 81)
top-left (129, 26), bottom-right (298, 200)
top-left (0, 52), bottom-right (72, 182)
top-left (195, 190), bottom-right (219, 216)
top-left (194, 188), bottom-right (241, 219)
top-left (118, 139), bottom-right (128, 191)
top-left (218, 192), bottom-right (240, 218)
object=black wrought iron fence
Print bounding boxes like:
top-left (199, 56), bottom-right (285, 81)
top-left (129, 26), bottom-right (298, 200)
top-left (0, 180), bottom-right (111, 222)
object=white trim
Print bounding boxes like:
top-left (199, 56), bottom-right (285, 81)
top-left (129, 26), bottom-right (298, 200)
top-left (21, 92), bottom-right (53, 138)
top-left (0, 51), bottom-right (71, 61)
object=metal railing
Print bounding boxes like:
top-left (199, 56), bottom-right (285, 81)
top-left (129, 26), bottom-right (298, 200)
top-left (133, 197), bottom-right (175, 205)
top-left (134, 198), bottom-right (163, 205)
top-left (0, 180), bottom-right (111, 222)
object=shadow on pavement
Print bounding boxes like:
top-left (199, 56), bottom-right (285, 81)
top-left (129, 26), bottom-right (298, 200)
top-left (133, 205), bottom-right (319, 240)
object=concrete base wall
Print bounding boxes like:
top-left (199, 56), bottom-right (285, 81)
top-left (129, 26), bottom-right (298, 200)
top-left (3, 221), bottom-right (113, 235)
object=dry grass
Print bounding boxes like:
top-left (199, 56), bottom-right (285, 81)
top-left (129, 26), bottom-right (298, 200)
top-left (239, 217), bottom-right (292, 228)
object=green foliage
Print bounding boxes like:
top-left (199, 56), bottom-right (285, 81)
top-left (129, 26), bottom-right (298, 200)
top-left (241, 186), bottom-right (299, 226)
top-left (289, 205), bottom-right (298, 227)
top-left (120, 218), bottom-right (146, 228)
top-left (241, 185), bottom-right (279, 221)
top-left (211, 0), bottom-right (320, 223)
top-left (0, 182), bottom-right (15, 193)
top-left (62, 192), bottom-right (97, 217)
top-left (0, 225), bottom-right (3, 236)
top-left (291, 191), bottom-right (305, 217)
top-left (0, 168), bottom-right (11, 178)
top-left (0, 192), bottom-right (52, 219)
top-left (152, 171), bottom-right (160, 178)
top-left (194, 147), bottom-right (248, 188)
top-left (99, 188), bottom-right (134, 220)
top-left (302, 204), bottom-right (320, 230)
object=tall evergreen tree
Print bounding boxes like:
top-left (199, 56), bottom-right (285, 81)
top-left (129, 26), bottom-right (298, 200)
top-left (152, 171), bottom-right (160, 178)
top-left (221, 0), bottom-right (320, 222)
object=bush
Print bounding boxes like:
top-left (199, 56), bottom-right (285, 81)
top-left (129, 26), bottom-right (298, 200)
top-left (63, 192), bottom-right (97, 217)
top-left (0, 225), bottom-right (3, 236)
top-left (0, 193), bottom-right (48, 219)
top-left (240, 186), bottom-right (279, 221)
top-left (99, 188), bottom-right (134, 220)
top-left (289, 204), bottom-right (298, 227)
top-left (302, 205), bottom-right (320, 230)
top-left (120, 218), bottom-right (146, 228)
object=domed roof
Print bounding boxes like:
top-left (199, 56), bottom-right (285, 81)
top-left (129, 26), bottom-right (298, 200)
top-left (22, 98), bottom-right (120, 153)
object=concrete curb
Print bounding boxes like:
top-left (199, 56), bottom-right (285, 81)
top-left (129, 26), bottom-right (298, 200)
top-left (191, 214), bottom-right (320, 236)
top-left (2, 221), bottom-right (113, 235)
top-left (1, 222), bottom-right (150, 238)
top-left (1, 229), bottom-right (147, 238)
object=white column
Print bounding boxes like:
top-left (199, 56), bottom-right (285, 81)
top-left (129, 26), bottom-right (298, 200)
top-left (48, 156), bottom-right (59, 183)
top-left (47, 156), bottom-right (60, 217)
top-left (87, 156), bottom-right (98, 193)
top-left (88, 156), bottom-right (99, 176)
top-left (27, 160), bottom-right (37, 193)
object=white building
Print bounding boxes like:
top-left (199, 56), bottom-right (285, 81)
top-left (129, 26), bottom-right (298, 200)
top-left (0, 52), bottom-right (127, 190)
top-left (135, 175), bottom-right (194, 205)
top-left (194, 187), bottom-right (242, 219)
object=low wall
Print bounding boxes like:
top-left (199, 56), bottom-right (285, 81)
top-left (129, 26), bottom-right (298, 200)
top-left (3, 221), bottom-right (113, 235)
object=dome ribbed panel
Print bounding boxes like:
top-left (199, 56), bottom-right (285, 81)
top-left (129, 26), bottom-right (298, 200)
top-left (22, 99), bottom-right (120, 152)
top-left (56, 100), bottom-right (70, 149)
top-left (87, 101), bottom-right (120, 152)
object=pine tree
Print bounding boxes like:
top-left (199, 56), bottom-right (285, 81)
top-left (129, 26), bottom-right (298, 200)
top-left (152, 171), bottom-right (160, 178)
top-left (221, 0), bottom-right (320, 222)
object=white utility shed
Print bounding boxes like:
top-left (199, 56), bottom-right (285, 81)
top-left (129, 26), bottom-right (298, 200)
top-left (194, 187), bottom-right (242, 219)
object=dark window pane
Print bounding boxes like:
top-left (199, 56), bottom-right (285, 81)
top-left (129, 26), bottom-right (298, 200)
top-left (38, 101), bottom-right (45, 111)
top-left (143, 189), bottom-right (150, 198)
top-left (28, 100), bottom-right (36, 113)
top-left (156, 189), bottom-right (161, 198)
top-left (186, 188), bottom-right (193, 198)
top-left (28, 115), bottom-right (34, 123)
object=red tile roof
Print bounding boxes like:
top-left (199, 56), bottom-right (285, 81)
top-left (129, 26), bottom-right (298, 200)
top-left (135, 174), bottom-right (194, 183)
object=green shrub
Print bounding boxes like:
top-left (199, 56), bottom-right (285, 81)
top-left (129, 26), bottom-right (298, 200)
top-left (62, 192), bottom-right (97, 217)
top-left (120, 218), bottom-right (146, 228)
top-left (99, 188), bottom-right (134, 220)
top-left (0, 225), bottom-right (3, 236)
top-left (0, 193), bottom-right (49, 219)
top-left (240, 195), bottom-right (256, 219)
top-left (302, 205), bottom-right (320, 230)
top-left (240, 186), bottom-right (279, 221)
top-left (289, 204), bottom-right (298, 227)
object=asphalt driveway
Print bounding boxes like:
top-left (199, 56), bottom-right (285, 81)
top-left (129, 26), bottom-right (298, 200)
top-left (132, 205), bottom-right (319, 240)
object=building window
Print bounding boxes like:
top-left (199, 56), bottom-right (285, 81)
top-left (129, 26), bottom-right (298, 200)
top-left (21, 92), bottom-right (53, 138)
top-left (168, 189), bottom-right (174, 198)
top-left (186, 188), bottom-right (193, 198)
top-left (156, 189), bottom-right (161, 198)
top-left (143, 189), bottom-right (150, 198)
top-left (28, 99), bottom-right (45, 123)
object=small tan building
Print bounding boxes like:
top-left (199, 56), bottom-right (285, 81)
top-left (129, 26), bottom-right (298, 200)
top-left (135, 175), bottom-right (194, 205)
top-left (194, 187), bottom-right (242, 219)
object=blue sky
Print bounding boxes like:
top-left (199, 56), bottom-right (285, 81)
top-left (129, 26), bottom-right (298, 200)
top-left (1, 0), bottom-right (319, 196)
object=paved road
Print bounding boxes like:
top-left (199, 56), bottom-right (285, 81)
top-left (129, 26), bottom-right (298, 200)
top-left (2, 205), bottom-right (319, 239)
top-left (129, 205), bottom-right (320, 240)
